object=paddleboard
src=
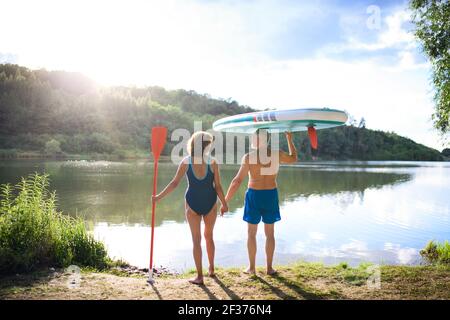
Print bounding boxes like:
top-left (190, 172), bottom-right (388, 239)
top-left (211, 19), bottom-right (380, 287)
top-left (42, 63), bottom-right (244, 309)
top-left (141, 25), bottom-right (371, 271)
top-left (212, 108), bottom-right (348, 134)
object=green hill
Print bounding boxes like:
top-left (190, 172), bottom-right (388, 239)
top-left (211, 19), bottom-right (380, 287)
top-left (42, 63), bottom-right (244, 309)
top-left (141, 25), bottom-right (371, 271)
top-left (0, 64), bottom-right (444, 161)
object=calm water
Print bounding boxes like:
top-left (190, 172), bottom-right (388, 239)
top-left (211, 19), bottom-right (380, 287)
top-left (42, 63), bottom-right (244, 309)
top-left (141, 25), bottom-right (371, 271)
top-left (1, 160), bottom-right (449, 271)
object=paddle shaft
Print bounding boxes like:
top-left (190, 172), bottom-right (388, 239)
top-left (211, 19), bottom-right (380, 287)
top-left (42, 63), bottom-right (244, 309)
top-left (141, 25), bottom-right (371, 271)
top-left (149, 159), bottom-right (159, 273)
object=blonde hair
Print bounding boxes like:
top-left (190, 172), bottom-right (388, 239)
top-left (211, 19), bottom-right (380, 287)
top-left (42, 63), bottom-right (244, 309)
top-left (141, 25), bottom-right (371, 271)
top-left (187, 131), bottom-right (214, 157)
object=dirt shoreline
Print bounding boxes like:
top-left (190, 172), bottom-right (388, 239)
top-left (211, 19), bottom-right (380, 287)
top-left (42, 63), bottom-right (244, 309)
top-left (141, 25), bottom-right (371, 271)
top-left (1, 262), bottom-right (449, 300)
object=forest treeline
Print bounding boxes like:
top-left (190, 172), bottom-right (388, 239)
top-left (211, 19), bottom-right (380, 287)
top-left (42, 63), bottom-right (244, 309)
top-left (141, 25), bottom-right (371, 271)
top-left (0, 64), bottom-right (445, 161)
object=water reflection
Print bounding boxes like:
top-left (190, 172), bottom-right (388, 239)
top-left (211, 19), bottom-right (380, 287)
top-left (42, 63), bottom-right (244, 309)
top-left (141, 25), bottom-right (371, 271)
top-left (0, 160), bottom-right (413, 225)
top-left (0, 160), bottom-right (448, 270)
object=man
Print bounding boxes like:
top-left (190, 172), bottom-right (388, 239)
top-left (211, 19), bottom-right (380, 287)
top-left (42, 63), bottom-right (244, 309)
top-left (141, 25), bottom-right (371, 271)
top-left (222, 130), bottom-right (297, 275)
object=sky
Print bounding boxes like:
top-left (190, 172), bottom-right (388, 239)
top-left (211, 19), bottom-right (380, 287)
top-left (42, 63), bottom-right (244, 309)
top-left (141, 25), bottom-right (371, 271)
top-left (0, 0), bottom-right (448, 150)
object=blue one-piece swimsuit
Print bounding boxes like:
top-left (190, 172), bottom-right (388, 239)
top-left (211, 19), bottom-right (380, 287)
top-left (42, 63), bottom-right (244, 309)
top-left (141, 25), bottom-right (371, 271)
top-left (185, 156), bottom-right (217, 215)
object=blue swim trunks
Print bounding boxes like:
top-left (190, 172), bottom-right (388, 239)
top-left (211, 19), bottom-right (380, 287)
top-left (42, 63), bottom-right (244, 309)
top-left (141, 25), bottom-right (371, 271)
top-left (244, 188), bottom-right (281, 224)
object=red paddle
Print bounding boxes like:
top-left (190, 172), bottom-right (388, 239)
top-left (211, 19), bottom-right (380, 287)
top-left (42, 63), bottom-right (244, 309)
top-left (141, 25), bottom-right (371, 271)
top-left (308, 126), bottom-right (318, 150)
top-left (148, 126), bottom-right (167, 284)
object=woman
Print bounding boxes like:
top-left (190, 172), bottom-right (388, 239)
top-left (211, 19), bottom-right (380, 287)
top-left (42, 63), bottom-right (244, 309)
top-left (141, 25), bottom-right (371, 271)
top-left (223, 130), bottom-right (297, 275)
top-left (152, 131), bottom-right (228, 285)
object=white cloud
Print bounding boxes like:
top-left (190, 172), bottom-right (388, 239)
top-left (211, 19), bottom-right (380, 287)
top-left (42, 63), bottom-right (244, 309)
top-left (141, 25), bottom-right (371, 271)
top-left (340, 239), bottom-right (368, 253)
top-left (384, 243), bottom-right (418, 264)
top-left (381, 10), bottom-right (416, 48)
top-left (322, 7), bottom-right (430, 72)
top-left (326, 8), bottom-right (416, 53)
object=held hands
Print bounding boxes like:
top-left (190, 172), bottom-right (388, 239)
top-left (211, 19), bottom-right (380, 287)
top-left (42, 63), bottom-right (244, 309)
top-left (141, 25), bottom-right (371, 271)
top-left (152, 194), bottom-right (162, 203)
top-left (220, 202), bottom-right (229, 216)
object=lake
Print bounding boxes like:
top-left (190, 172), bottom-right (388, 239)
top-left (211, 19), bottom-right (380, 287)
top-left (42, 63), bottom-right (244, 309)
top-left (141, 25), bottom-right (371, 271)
top-left (0, 160), bottom-right (449, 271)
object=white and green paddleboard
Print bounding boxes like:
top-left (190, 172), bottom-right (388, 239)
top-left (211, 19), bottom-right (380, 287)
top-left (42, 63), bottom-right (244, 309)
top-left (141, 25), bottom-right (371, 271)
top-left (212, 108), bottom-right (348, 134)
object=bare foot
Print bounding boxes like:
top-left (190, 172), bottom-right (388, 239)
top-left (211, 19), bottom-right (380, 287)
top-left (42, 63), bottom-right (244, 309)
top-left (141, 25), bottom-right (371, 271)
top-left (243, 267), bottom-right (256, 275)
top-left (207, 269), bottom-right (216, 277)
top-left (188, 276), bottom-right (204, 285)
top-left (266, 268), bottom-right (277, 276)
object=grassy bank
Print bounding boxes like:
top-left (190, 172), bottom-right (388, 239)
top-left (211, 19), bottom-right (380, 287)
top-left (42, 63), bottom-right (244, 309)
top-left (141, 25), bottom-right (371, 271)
top-left (1, 262), bottom-right (449, 300)
top-left (0, 174), bottom-right (111, 275)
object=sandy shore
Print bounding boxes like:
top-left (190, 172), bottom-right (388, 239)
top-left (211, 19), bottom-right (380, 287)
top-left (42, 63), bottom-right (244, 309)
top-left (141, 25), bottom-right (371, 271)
top-left (1, 262), bottom-right (449, 300)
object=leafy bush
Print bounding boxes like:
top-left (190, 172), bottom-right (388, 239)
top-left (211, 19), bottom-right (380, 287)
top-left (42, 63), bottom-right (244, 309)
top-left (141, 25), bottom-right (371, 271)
top-left (44, 139), bottom-right (62, 155)
top-left (0, 173), bottom-right (110, 274)
top-left (420, 240), bottom-right (450, 265)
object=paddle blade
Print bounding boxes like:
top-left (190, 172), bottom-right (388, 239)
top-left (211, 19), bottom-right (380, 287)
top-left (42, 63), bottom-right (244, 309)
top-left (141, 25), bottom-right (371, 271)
top-left (151, 127), bottom-right (168, 160)
top-left (308, 126), bottom-right (318, 150)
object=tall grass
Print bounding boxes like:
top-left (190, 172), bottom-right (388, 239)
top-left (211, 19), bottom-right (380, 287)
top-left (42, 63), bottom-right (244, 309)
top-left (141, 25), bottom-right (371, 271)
top-left (420, 240), bottom-right (450, 265)
top-left (0, 173), bottom-right (110, 275)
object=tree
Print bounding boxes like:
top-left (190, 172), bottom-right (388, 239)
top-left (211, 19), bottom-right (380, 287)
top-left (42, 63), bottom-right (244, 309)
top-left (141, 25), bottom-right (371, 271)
top-left (442, 148), bottom-right (450, 157)
top-left (44, 139), bottom-right (61, 155)
top-left (348, 115), bottom-right (357, 127)
top-left (358, 117), bottom-right (366, 129)
top-left (410, 0), bottom-right (450, 134)
top-left (0, 64), bottom-right (444, 161)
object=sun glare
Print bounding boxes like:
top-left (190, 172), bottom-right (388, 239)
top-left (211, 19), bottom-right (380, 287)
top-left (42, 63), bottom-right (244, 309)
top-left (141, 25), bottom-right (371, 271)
top-left (1, 0), bottom-right (209, 86)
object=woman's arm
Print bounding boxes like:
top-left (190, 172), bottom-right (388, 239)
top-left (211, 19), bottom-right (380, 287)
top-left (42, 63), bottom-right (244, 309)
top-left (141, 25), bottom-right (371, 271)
top-left (211, 159), bottom-right (228, 215)
top-left (279, 132), bottom-right (298, 164)
top-left (225, 154), bottom-right (249, 202)
top-left (152, 160), bottom-right (188, 202)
